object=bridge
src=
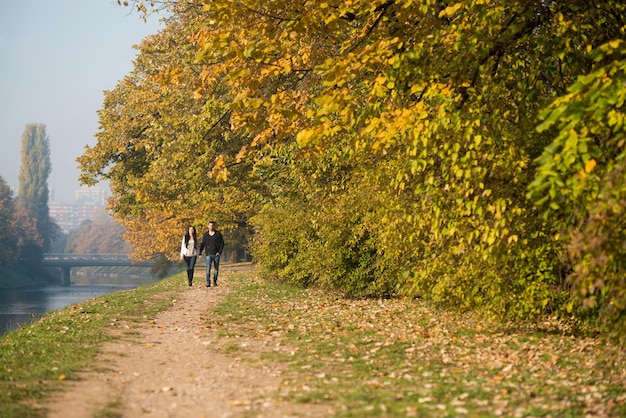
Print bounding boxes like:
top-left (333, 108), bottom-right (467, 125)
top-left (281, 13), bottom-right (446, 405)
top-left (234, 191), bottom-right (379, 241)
top-left (43, 254), bottom-right (154, 286)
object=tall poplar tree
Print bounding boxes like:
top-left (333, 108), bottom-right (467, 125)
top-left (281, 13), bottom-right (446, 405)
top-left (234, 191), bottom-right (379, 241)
top-left (16, 123), bottom-right (52, 261)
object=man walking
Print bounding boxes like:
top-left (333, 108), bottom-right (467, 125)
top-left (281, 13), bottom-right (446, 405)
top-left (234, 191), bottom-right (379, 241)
top-left (199, 221), bottom-right (225, 287)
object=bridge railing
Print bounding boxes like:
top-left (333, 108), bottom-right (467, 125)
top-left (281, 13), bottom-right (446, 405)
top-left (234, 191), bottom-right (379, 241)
top-left (43, 253), bottom-right (133, 261)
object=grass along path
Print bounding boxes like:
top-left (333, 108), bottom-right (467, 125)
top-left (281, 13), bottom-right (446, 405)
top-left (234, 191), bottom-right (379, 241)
top-left (0, 272), bottom-right (178, 418)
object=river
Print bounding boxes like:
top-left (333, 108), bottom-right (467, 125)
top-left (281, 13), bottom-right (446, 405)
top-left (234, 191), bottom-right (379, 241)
top-left (0, 272), bottom-right (162, 335)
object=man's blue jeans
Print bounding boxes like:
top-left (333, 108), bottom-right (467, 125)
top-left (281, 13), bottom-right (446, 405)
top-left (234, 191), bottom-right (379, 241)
top-left (205, 254), bottom-right (220, 285)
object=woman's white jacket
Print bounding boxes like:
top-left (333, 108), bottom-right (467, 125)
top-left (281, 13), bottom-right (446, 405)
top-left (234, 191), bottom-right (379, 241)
top-left (181, 236), bottom-right (198, 257)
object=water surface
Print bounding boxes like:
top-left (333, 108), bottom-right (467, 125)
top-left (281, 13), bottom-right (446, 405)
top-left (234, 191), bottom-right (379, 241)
top-left (0, 275), bottom-right (157, 334)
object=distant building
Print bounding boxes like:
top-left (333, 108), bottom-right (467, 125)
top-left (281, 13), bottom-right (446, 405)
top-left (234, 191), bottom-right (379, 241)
top-left (49, 202), bottom-right (102, 234)
top-left (75, 187), bottom-right (107, 206)
top-left (48, 202), bottom-right (73, 233)
top-left (49, 187), bottom-right (108, 233)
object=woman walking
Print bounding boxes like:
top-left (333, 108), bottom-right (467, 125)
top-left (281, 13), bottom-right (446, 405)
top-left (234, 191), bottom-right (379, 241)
top-left (180, 226), bottom-right (198, 286)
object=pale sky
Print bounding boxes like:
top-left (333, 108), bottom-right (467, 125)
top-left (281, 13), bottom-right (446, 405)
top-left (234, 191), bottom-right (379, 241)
top-left (0, 0), bottom-right (162, 203)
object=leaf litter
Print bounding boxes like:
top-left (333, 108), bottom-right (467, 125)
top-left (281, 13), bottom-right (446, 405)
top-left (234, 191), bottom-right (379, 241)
top-left (210, 273), bottom-right (626, 417)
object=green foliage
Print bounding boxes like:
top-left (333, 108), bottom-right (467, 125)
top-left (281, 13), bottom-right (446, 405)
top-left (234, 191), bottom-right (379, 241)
top-left (529, 40), bottom-right (626, 344)
top-left (0, 264), bottom-right (48, 289)
top-left (217, 0), bottom-right (575, 321)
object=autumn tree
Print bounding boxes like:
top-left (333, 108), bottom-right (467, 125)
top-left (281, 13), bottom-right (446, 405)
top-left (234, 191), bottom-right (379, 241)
top-left (0, 175), bottom-right (18, 265)
top-left (64, 210), bottom-right (131, 255)
top-left (78, 3), bottom-right (257, 260)
top-left (80, 0), bottom-right (626, 342)
top-left (187, 0), bottom-right (573, 313)
top-left (16, 123), bottom-right (53, 262)
top-left (191, 0), bottom-right (626, 326)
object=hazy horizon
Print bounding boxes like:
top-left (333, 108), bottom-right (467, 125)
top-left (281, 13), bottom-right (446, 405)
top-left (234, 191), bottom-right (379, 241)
top-left (0, 1), bottom-right (162, 204)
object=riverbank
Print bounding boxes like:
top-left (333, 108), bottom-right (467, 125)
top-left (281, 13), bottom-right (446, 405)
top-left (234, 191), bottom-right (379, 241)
top-left (0, 263), bottom-right (170, 335)
top-left (0, 265), bottom-right (51, 289)
top-left (2, 263), bottom-right (625, 417)
top-left (0, 263), bottom-right (164, 290)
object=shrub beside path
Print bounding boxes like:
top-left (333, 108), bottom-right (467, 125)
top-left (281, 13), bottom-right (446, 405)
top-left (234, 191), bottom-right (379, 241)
top-left (46, 267), bottom-right (331, 418)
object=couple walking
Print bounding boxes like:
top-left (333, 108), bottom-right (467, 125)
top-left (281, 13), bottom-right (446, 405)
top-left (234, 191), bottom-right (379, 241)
top-left (180, 221), bottom-right (225, 287)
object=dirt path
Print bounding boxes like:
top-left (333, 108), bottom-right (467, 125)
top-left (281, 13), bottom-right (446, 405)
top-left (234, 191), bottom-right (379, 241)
top-left (46, 269), bottom-right (331, 418)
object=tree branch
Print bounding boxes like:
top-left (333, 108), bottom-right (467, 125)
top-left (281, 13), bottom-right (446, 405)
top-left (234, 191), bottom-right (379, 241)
top-left (344, 0), bottom-right (395, 54)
